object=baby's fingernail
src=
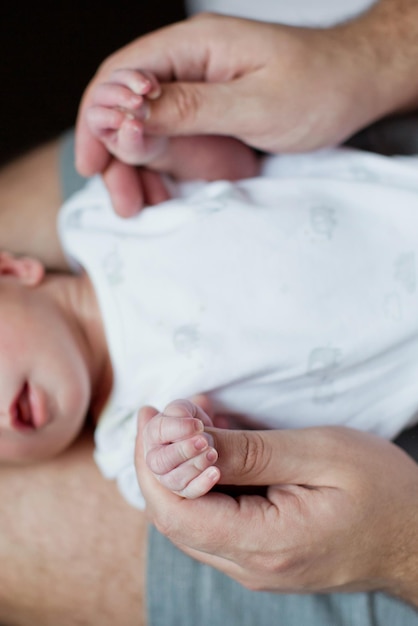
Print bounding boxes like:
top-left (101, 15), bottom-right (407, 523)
top-left (131, 79), bottom-right (151, 95)
top-left (206, 448), bottom-right (218, 463)
top-left (193, 419), bottom-right (204, 433)
top-left (147, 86), bottom-right (162, 100)
top-left (205, 467), bottom-right (220, 482)
top-left (194, 436), bottom-right (208, 451)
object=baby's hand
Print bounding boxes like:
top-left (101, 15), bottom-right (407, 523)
top-left (86, 68), bottom-right (167, 166)
top-left (143, 400), bottom-right (220, 499)
top-left (84, 67), bottom-right (260, 216)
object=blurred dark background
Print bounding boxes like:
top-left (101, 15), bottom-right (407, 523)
top-left (0, 2), bottom-right (186, 166)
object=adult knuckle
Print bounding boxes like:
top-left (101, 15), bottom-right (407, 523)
top-left (238, 432), bottom-right (270, 479)
top-left (244, 556), bottom-right (295, 592)
top-left (172, 84), bottom-right (202, 127)
top-left (242, 577), bottom-right (266, 592)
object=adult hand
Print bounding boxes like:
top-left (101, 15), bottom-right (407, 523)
top-left (76, 5), bottom-right (418, 179)
top-left (136, 402), bottom-right (418, 606)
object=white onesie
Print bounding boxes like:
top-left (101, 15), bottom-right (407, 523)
top-left (59, 149), bottom-right (418, 508)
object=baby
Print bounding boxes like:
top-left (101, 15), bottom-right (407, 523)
top-left (3, 70), bottom-right (418, 511)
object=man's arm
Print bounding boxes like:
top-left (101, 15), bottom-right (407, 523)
top-left (0, 140), bottom-right (69, 271)
top-left (335, 0), bottom-right (418, 118)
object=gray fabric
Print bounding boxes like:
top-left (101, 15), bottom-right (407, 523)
top-left (147, 526), bottom-right (418, 626)
top-left (59, 129), bottom-right (87, 200)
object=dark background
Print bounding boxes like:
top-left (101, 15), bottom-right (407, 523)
top-left (0, 2), bottom-right (186, 166)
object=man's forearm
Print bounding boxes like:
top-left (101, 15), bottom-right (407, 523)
top-left (389, 509), bottom-right (418, 609)
top-left (335, 0), bottom-right (418, 121)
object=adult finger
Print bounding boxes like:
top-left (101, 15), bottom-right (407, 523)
top-left (208, 425), bottom-right (374, 488)
top-left (144, 80), bottom-right (258, 138)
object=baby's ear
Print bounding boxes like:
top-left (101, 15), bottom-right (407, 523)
top-left (0, 251), bottom-right (45, 286)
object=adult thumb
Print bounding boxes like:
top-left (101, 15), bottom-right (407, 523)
top-left (145, 80), bottom-right (252, 139)
top-left (207, 426), bottom-right (349, 488)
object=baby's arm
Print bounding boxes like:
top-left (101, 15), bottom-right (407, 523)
top-left (143, 400), bottom-right (220, 499)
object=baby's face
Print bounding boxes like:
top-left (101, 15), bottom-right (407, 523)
top-left (0, 276), bottom-right (90, 463)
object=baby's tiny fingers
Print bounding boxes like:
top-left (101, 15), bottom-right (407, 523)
top-left (173, 465), bottom-right (221, 499)
top-left (159, 450), bottom-right (220, 497)
top-left (144, 413), bottom-right (204, 448)
top-left (92, 82), bottom-right (144, 110)
top-left (110, 68), bottom-right (161, 99)
top-left (163, 399), bottom-right (214, 428)
top-left (146, 434), bottom-right (214, 475)
top-left (86, 106), bottom-right (126, 133)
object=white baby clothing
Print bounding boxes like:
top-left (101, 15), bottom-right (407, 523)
top-left (58, 148), bottom-right (418, 508)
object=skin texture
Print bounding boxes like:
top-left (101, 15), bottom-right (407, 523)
top-left (76, 1), bottom-right (418, 216)
top-left (0, 141), bottom-right (67, 270)
top-left (137, 400), bottom-right (418, 606)
top-left (0, 428), bottom-right (147, 626)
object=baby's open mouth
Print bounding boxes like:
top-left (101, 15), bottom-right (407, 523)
top-left (11, 383), bottom-right (35, 431)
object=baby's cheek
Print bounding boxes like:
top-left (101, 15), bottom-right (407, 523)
top-left (61, 367), bottom-right (91, 428)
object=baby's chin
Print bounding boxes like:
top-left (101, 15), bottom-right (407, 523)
top-left (8, 424), bottom-right (86, 465)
